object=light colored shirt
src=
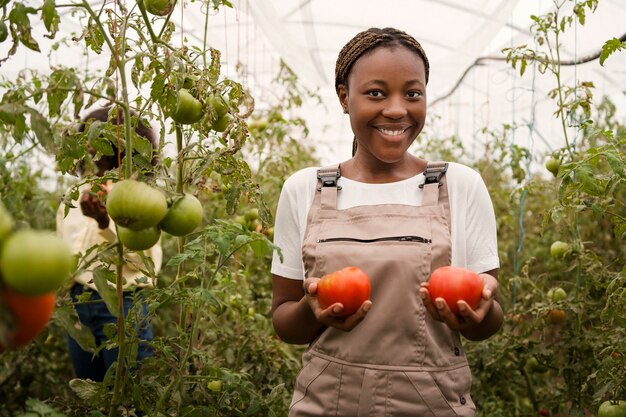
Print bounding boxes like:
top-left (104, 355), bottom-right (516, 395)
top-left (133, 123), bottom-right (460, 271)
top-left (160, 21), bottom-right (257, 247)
top-left (271, 162), bottom-right (499, 280)
top-left (56, 183), bottom-right (162, 291)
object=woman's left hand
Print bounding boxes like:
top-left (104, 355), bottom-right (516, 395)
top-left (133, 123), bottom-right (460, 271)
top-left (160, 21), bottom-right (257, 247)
top-left (419, 273), bottom-right (498, 331)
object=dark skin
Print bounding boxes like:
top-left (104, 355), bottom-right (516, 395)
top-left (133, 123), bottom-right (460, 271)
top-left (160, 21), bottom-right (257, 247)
top-left (79, 149), bottom-right (116, 230)
top-left (271, 44), bottom-right (503, 345)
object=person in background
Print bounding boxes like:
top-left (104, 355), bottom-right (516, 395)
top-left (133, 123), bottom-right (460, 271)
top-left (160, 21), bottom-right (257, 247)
top-left (57, 106), bottom-right (162, 382)
top-left (270, 27), bottom-right (503, 416)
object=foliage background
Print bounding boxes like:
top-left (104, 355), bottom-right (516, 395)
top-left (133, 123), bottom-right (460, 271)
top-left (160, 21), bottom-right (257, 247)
top-left (0, 1), bottom-right (625, 416)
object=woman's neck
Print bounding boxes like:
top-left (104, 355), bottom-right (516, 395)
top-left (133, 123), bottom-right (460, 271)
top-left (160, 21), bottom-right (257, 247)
top-left (339, 154), bottom-right (427, 184)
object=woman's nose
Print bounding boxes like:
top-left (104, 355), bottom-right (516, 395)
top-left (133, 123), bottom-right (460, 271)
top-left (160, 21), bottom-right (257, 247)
top-left (381, 96), bottom-right (407, 119)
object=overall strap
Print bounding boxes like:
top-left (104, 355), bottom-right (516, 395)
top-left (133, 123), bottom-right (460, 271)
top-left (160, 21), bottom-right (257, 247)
top-left (316, 164), bottom-right (341, 214)
top-left (420, 161), bottom-right (448, 207)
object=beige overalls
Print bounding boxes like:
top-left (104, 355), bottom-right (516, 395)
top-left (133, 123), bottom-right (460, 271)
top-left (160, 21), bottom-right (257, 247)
top-left (290, 162), bottom-right (476, 417)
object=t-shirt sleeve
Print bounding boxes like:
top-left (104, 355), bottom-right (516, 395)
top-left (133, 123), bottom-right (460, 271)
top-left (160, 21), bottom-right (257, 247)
top-left (464, 172), bottom-right (500, 274)
top-left (270, 171), bottom-right (310, 280)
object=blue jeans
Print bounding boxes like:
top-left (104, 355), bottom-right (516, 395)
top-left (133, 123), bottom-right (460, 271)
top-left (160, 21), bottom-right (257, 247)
top-left (67, 284), bottom-right (154, 382)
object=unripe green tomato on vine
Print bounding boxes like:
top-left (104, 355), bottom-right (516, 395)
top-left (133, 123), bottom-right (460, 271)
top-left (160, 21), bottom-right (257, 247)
top-left (143, 0), bottom-right (174, 16)
top-left (211, 114), bottom-right (233, 133)
top-left (106, 180), bottom-right (168, 231)
top-left (0, 229), bottom-right (72, 296)
top-left (598, 400), bottom-right (626, 417)
top-left (0, 21), bottom-right (8, 43)
top-left (171, 89), bottom-right (204, 125)
top-left (545, 157), bottom-right (560, 177)
top-left (208, 93), bottom-right (229, 118)
top-left (160, 194), bottom-right (203, 236)
top-left (117, 226), bottom-right (161, 251)
top-left (549, 241), bottom-right (570, 259)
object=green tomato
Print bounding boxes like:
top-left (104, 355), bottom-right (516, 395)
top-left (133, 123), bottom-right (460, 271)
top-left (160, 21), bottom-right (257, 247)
top-left (0, 21), bottom-right (8, 43)
top-left (550, 241), bottom-right (570, 259)
top-left (0, 229), bottom-right (72, 295)
top-left (547, 287), bottom-right (567, 302)
top-left (208, 93), bottom-right (229, 118)
top-left (143, 0), bottom-right (174, 16)
top-left (207, 380), bottom-right (222, 392)
top-left (211, 113), bottom-right (232, 133)
top-left (0, 201), bottom-right (14, 243)
top-left (106, 180), bottom-right (168, 231)
top-left (545, 157), bottom-right (560, 177)
top-left (525, 356), bottom-right (549, 374)
top-left (171, 89), bottom-right (204, 125)
top-left (117, 226), bottom-right (161, 251)
top-left (160, 194), bottom-right (203, 236)
top-left (598, 400), bottom-right (626, 417)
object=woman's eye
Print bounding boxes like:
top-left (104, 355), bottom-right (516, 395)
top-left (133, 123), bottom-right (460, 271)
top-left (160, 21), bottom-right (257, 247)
top-left (367, 90), bottom-right (384, 97)
top-left (407, 91), bottom-right (422, 98)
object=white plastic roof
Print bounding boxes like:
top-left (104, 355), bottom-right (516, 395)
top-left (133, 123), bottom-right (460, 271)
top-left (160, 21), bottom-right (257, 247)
top-left (2, 0), bottom-right (626, 166)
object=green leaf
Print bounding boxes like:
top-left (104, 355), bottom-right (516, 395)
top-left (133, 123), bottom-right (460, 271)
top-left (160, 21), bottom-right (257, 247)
top-left (69, 378), bottom-right (101, 401)
top-left (28, 108), bottom-right (55, 151)
top-left (42, 0), bottom-right (60, 36)
top-left (605, 152), bottom-right (625, 177)
top-left (599, 37), bottom-right (626, 66)
top-left (47, 69), bottom-right (72, 117)
top-left (52, 302), bottom-right (97, 353)
top-left (93, 267), bottom-right (120, 317)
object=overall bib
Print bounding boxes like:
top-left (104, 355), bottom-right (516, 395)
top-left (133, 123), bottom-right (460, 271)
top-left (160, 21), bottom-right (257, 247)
top-left (290, 162), bottom-right (476, 417)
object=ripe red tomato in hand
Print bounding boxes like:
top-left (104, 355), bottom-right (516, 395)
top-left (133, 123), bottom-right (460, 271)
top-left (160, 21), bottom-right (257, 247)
top-left (316, 266), bottom-right (371, 317)
top-left (427, 266), bottom-right (484, 316)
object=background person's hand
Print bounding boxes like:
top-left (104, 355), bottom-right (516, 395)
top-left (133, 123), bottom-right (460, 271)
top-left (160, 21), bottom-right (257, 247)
top-left (303, 277), bottom-right (371, 332)
top-left (79, 187), bottom-right (109, 229)
top-left (419, 273), bottom-right (498, 331)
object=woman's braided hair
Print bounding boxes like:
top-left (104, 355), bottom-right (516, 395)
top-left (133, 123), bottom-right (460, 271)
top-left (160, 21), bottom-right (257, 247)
top-left (334, 27), bottom-right (430, 93)
top-left (334, 27), bottom-right (430, 156)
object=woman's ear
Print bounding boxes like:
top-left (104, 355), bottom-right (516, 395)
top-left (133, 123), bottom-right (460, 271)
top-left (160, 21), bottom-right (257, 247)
top-left (337, 84), bottom-right (349, 114)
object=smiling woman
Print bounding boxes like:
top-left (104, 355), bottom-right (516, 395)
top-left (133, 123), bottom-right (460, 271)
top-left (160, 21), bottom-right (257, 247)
top-left (270, 27), bottom-right (502, 417)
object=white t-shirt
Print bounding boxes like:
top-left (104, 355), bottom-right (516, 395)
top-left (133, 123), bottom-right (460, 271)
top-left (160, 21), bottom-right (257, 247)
top-left (271, 162), bottom-right (499, 280)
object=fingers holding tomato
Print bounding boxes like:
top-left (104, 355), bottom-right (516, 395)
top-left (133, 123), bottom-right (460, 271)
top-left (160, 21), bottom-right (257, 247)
top-left (303, 275), bottom-right (372, 332)
top-left (420, 268), bottom-right (498, 330)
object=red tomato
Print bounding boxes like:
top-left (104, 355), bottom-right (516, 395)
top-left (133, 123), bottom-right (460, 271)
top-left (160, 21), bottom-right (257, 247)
top-left (0, 287), bottom-right (56, 350)
top-left (545, 308), bottom-right (567, 325)
top-left (428, 266), bottom-right (484, 316)
top-left (317, 266), bottom-right (371, 317)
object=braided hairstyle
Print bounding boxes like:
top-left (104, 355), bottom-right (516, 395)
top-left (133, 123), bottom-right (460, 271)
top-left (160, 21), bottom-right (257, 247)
top-left (334, 27), bottom-right (430, 155)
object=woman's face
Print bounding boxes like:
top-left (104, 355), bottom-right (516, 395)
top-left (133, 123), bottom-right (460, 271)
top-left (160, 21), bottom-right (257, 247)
top-left (338, 45), bottom-right (427, 165)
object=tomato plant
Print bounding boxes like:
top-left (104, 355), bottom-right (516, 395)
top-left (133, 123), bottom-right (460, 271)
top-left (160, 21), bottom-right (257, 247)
top-left (317, 266), bottom-right (371, 317)
top-left (427, 266), bottom-right (484, 316)
top-left (598, 400), bottom-right (626, 417)
top-left (160, 194), bottom-right (203, 236)
top-left (143, 0), bottom-right (174, 16)
top-left (106, 179), bottom-right (168, 230)
top-left (0, 287), bottom-right (56, 350)
top-left (0, 229), bottom-right (72, 296)
top-left (171, 89), bottom-right (204, 125)
top-left (117, 225), bottom-right (161, 251)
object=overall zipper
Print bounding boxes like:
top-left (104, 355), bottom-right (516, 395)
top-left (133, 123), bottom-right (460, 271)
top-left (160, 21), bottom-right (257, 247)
top-left (317, 235), bottom-right (431, 244)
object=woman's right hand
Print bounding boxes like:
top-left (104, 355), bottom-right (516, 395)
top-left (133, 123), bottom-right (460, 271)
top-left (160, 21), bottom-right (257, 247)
top-left (303, 277), bottom-right (371, 332)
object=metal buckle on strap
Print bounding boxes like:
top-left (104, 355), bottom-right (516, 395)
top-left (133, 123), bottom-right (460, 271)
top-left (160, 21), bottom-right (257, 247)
top-left (316, 167), bottom-right (342, 191)
top-left (419, 162), bottom-right (448, 189)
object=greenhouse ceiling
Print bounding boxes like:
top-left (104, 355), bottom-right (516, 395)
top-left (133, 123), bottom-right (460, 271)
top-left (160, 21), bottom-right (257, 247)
top-left (2, 0), bottom-right (626, 165)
